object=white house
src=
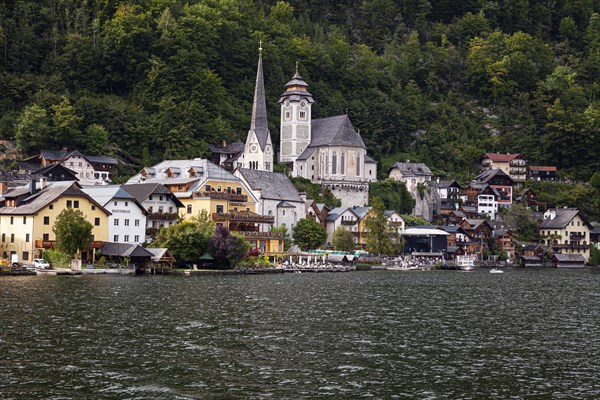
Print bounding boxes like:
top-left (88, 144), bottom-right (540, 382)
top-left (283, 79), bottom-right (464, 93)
top-left (81, 185), bottom-right (147, 244)
top-left (234, 168), bottom-right (305, 231)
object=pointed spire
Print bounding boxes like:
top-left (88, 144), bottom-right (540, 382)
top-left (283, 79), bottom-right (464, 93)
top-left (249, 45), bottom-right (270, 151)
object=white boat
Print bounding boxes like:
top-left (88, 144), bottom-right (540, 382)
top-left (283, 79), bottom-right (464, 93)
top-left (385, 265), bottom-right (420, 271)
top-left (456, 255), bottom-right (475, 271)
top-left (490, 268), bottom-right (504, 274)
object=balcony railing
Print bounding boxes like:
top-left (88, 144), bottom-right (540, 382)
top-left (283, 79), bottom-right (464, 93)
top-left (148, 212), bottom-right (179, 220)
top-left (552, 243), bottom-right (589, 250)
top-left (509, 160), bottom-right (527, 167)
top-left (341, 220), bottom-right (356, 225)
top-left (36, 240), bottom-right (103, 249)
top-left (238, 231), bottom-right (283, 239)
top-left (213, 212), bottom-right (274, 224)
top-left (569, 233), bottom-right (585, 240)
top-left (196, 191), bottom-right (248, 202)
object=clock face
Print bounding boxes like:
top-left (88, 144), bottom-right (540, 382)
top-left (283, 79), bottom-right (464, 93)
top-left (251, 145), bottom-right (257, 153)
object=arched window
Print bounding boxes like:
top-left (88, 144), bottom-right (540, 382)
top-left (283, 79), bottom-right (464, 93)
top-left (341, 152), bottom-right (345, 175)
top-left (332, 152), bottom-right (337, 174)
top-left (356, 154), bottom-right (361, 176)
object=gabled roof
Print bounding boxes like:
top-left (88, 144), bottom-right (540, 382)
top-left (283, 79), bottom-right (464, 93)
top-left (310, 115), bottom-right (366, 148)
top-left (121, 183), bottom-right (185, 208)
top-left (86, 155), bottom-right (118, 165)
top-left (0, 182), bottom-right (110, 216)
top-left (127, 159), bottom-right (238, 187)
top-left (326, 207), bottom-right (358, 222)
top-left (32, 163), bottom-right (79, 180)
top-left (430, 180), bottom-right (462, 189)
top-left (100, 242), bottom-right (154, 258)
top-left (296, 147), bottom-right (318, 161)
top-left (389, 162), bottom-right (433, 177)
top-left (208, 141), bottom-right (245, 155)
top-left (551, 253), bottom-right (585, 262)
top-left (80, 185), bottom-right (134, 207)
top-left (539, 208), bottom-right (591, 229)
top-left (473, 169), bottom-right (514, 185)
top-left (482, 153), bottom-right (523, 162)
top-left (364, 154), bottom-right (378, 164)
top-left (237, 168), bottom-right (303, 203)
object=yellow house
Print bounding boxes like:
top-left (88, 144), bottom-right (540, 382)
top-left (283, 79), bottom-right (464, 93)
top-left (0, 181), bottom-right (110, 263)
top-left (539, 208), bottom-right (592, 262)
top-left (128, 159), bottom-right (284, 255)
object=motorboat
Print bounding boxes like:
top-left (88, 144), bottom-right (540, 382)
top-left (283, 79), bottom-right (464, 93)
top-left (490, 268), bottom-right (504, 274)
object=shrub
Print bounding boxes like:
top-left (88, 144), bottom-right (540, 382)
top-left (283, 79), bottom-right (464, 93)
top-left (42, 249), bottom-right (71, 269)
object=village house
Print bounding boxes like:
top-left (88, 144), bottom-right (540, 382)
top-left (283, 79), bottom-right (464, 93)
top-left (480, 153), bottom-right (527, 182)
top-left (325, 206), bottom-right (371, 248)
top-left (18, 149), bottom-right (117, 185)
top-left (514, 188), bottom-right (546, 211)
top-left (459, 219), bottom-right (494, 258)
top-left (234, 168), bottom-right (306, 232)
top-left (0, 180), bottom-right (110, 263)
top-left (389, 162), bottom-right (433, 195)
top-left (430, 179), bottom-right (463, 216)
top-left (81, 186), bottom-right (147, 245)
top-left (493, 228), bottom-right (516, 261)
top-left (121, 183), bottom-right (184, 241)
top-left (528, 166), bottom-right (558, 181)
top-left (539, 208), bottom-right (592, 262)
top-left (305, 200), bottom-right (328, 227)
top-left (521, 245), bottom-right (544, 267)
top-left (470, 169), bottom-right (514, 208)
top-left (127, 159), bottom-right (283, 255)
top-left (208, 140), bottom-right (245, 171)
top-left (384, 210), bottom-right (405, 234)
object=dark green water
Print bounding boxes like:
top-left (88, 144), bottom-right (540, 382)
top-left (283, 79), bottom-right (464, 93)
top-left (1, 268), bottom-right (599, 399)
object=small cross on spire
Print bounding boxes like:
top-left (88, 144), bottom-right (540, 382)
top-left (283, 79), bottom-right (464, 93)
top-left (259, 40), bottom-right (263, 55)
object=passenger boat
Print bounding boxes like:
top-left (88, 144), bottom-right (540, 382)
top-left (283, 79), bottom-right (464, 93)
top-left (456, 256), bottom-right (475, 271)
top-left (490, 268), bottom-right (504, 274)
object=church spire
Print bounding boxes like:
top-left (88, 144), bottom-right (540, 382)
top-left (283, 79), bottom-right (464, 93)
top-left (249, 43), bottom-right (270, 151)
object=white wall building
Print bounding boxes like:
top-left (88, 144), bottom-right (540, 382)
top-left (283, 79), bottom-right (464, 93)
top-left (81, 186), bottom-right (147, 244)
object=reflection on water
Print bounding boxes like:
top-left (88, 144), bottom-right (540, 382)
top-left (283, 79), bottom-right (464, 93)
top-left (1, 268), bottom-right (599, 399)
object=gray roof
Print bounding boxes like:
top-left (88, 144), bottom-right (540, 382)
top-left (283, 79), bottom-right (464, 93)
top-left (100, 242), bottom-right (154, 258)
top-left (389, 162), bottom-right (432, 177)
top-left (237, 168), bottom-right (302, 203)
top-left (296, 147), bottom-right (318, 161)
top-left (248, 53), bottom-right (270, 152)
top-left (539, 208), bottom-right (583, 229)
top-left (552, 253), bottom-right (586, 262)
top-left (310, 115), bottom-right (366, 149)
top-left (121, 183), bottom-right (184, 208)
top-left (145, 248), bottom-right (173, 262)
top-left (278, 65), bottom-right (315, 104)
top-left (127, 159), bottom-right (239, 187)
top-left (430, 180), bottom-right (461, 189)
top-left (208, 141), bottom-right (245, 154)
top-left (86, 155), bottom-right (118, 165)
top-left (473, 169), bottom-right (513, 185)
top-left (364, 154), bottom-right (378, 164)
top-left (80, 185), bottom-right (134, 207)
top-left (0, 182), bottom-right (110, 215)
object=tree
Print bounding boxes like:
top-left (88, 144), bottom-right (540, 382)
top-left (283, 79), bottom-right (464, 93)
top-left (501, 204), bottom-right (539, 241)
top-left (364, 197), bottom-right (393, 255)
top-left (15, 104), bottom-right (50, 156)
top-left (210, 225), bottom-right (251, 268)
top-left (153, 210), bottom-right (214, 263)
top-left (292, 218), bottom-right (327, 251)
top-left (332, 226), bottom-right (355, 252)
top-left (53, 208), bottom-right (93, 258)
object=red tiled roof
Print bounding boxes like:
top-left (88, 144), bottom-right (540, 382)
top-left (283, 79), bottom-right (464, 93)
top-left (483, 153), bottom-right (522, 162)
top-left (529, 166), bottom-right (557, 172)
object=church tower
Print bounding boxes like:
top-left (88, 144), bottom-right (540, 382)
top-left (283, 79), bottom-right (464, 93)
top-left (278, 63), bottom-right (314, 176)
top-left (243, 44), bottom-right (273, 172)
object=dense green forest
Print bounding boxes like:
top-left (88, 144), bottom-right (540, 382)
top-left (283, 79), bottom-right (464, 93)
top-left (0, 0), bottom-right (599, 182)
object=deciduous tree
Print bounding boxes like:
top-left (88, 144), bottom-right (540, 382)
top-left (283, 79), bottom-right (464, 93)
top-left (53, 208), bottom-right (93, 258)
top-left (292, 218), bottom-right (327, 251)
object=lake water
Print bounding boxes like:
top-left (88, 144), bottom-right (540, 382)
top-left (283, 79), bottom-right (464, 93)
top-left (1, 268), bottom-right (599, 399)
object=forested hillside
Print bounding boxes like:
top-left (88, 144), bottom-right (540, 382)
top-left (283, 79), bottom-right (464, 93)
top-left (1, 0), bottom-right (599, 181)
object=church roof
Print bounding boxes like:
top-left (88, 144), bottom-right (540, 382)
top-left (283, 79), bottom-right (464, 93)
top-left (309, 115), bottom-right (366, 149)
top-left (237, 168), bottom-right (303, 203)
top-left (248, 53), bottom-right (270, 152)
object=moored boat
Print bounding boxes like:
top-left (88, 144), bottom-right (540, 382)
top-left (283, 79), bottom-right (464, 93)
top-left (456, 255), bottom-right (475, 271)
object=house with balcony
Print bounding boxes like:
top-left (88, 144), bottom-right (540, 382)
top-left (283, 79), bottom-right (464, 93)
top-left (528, 166), bottom-right (558, 181)
top-left (234, 168), bottom-right (306, 232)
top-left (18, 149), bottom-right (117, 185)
top-left (81, 186), bottom-right (147, 245)
top-left (430, 180), bottom-right (463, 215)
top-left (480, 153), bottom-right (527, 182)
top-left (458, 219), bottom-right (494, 258)
top-left (122, 183), bottom-right (184, 241)
top-left (384, 210), bottom-right (405, 234)
top-left (493, 229), bottom-right (516, 261)
top-left (0, 180), bottom-right (110, 263)
top-left (127, 159), bottom-right (282, 255)
top-left (539, 208), bottom-right (592, 262)
top-left (470, 169), bottom-right (514, 208)
top-left (305, 200), bottom-right (329, 226)
top-left (325, 206), bottom-right (371, 248)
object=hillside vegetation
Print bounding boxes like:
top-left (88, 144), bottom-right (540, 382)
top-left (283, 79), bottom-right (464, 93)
top-left (0, 1), bottom-right (599, 184)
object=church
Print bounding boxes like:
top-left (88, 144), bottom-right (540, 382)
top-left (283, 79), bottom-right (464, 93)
top-left (236, 48), bottom-right (377, 207)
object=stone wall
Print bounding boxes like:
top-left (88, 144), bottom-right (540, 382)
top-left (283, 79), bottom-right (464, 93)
top-left (329, 183), bottom-right (369, 208)
top-left (411, 186), bottom-right (440, 222)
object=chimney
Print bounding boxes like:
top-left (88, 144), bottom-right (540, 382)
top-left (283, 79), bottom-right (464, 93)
top-left (0, 182), bottom-right (6, 195)
top-left (29, 179), bottom-right (37, 194)
top-left (222, 140), bottom-right (227, 148)
top-left (39, 177), bottom-right (47, 190)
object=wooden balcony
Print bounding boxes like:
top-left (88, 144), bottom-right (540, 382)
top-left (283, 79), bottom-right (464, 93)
top-left (569, 233), bottom-right (585, 241)
top-left (148, 212), bottom-right (179, 221)
top-left (341, 220), bottom-right (357, 225)
top-left (35, 240), bottom-right (103, 249)
top-left (196, 191), bottom-right (248, 202)
top-left (213, 212), bottom-right (274, 224)
top-left (552, 243), bottom-right (589, 251)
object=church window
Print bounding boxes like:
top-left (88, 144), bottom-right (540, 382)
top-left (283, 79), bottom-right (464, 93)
top-left (356, 154), bottom-right (361, 176)
top-left (341, 152), bottom-right (345, 175)
top-left (332, 152), bottom-right (337, 174)
top-left (285, 110), bottom-right (291, 120)
top-left (300, 110), bottom-right (306, 119)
